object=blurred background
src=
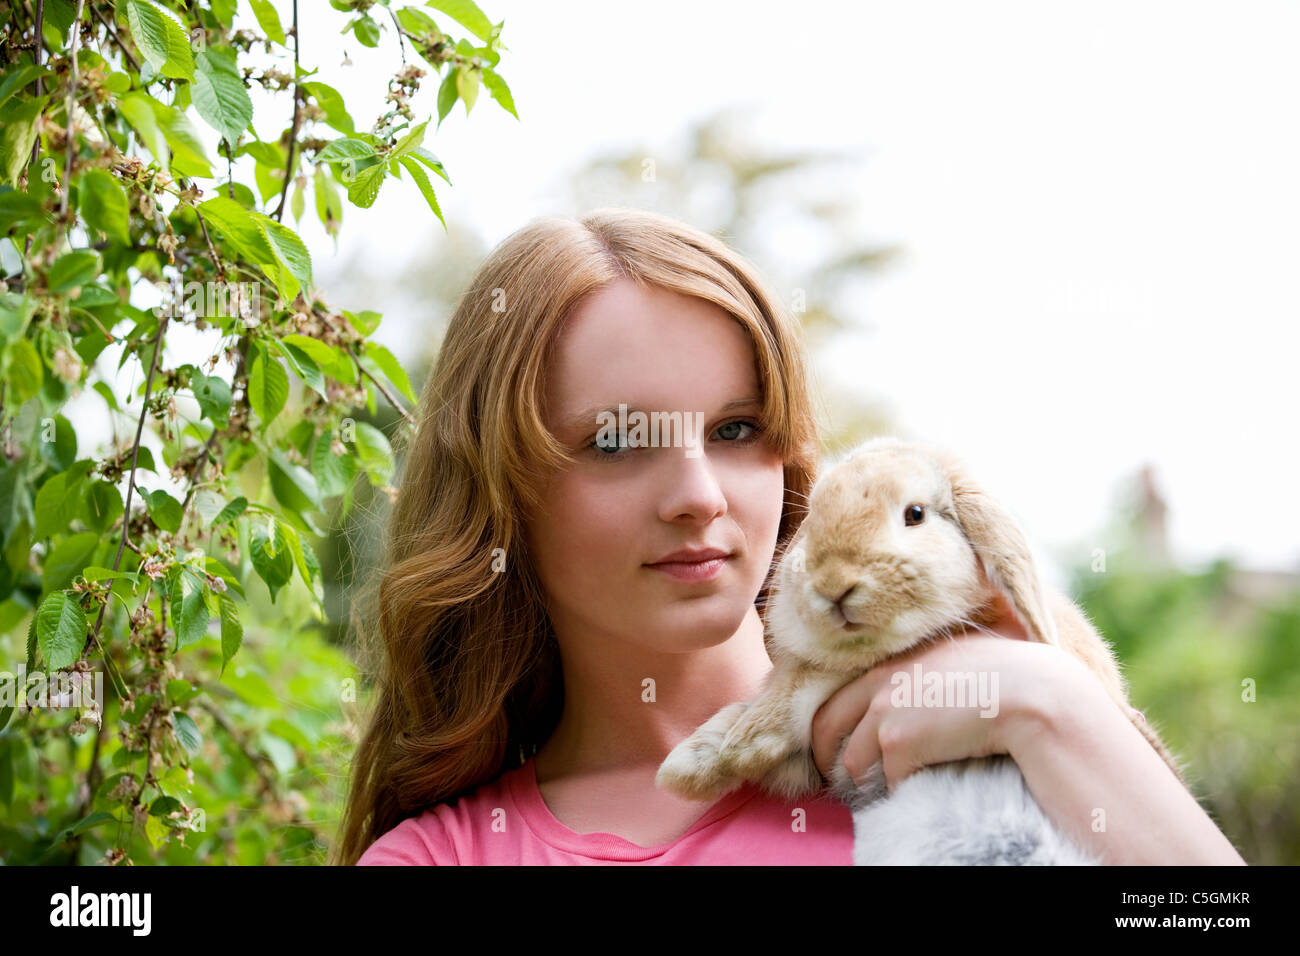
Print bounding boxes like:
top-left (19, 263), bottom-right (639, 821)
top-left (303, 0), bottom-right (1299, 863)
top-left (8, 0), bottom-right (1294, 865)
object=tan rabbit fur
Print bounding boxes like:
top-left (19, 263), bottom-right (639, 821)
top-left (656, 435), bottom-right (1184, 807)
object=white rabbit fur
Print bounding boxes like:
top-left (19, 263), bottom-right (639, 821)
top-left (656, 436), bottom-right (1183, 865)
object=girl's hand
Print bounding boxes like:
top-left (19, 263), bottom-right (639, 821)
top-left (809, 592), bottom-right (1248, 863)
top-left (810, 591), bottom-right (1061, 789)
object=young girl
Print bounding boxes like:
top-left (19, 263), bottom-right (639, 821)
top-left (334, 208), bottom-right (1244, 866)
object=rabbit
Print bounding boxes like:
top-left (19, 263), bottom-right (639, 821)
top-left (655, 435), bottom-right (1185, 865)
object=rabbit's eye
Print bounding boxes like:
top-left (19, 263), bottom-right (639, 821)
top-left (904, 503), bottom-right (925, 526)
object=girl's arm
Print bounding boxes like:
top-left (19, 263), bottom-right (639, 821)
top-left (811, 634), bottom-right (1247, 865)
top-left (1002, 649), bottom-right (1246, 865)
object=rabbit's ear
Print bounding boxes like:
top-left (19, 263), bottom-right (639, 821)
top-left (940, 454), bottom-right (1060, 647)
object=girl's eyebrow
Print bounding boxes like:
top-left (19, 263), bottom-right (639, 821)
top-left (560, 396), bottom-right (761, 432)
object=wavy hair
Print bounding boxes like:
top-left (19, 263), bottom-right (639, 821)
top-left (332, 207), bottom-right (825, 864)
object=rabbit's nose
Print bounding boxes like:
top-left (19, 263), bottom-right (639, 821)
top-left (817, 583), bottom-right (856, 613)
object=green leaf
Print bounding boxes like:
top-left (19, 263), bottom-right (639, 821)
top-left (41, 0), bottom-right (81, 47)
top-left (280, 333), bottom-right (338, 370)
top-left (36, 591), bottom-right (87, 672)
top-left (0, 189), bottom-right (47, 236)
top-left (196, 195), bottom-right (272, 263)
top-left (303, 82), bottom-right (355, 135)
top-left (272, 339), bottom-right (326, 398)
top-left (3, 338), bottom-right (43, 405)
top-left (117, 92), bottom-right (168, 170)
top-left (121, 692), bottom-right (154, 724)
top-left (83, 565), bottom-right (140, 584)
top-left (43, 532), bottom-right (98, 594)
top-left (0, 95), bottom-right (48, 188)
top-left (426, 0), bottom-right (494, 41)
top-left (247, 345), bottom-right (288, 427)
top-left (156, 105), bottom-right (213, 179)
top-left (191, 370), bottom-right (232, 427)
top-left (353, 14), bottom-right (381, 47)
top-left (362, 340), bottom-right (418, 403)
top-left (50, 812), bottom-right (117, 846)
top-left (390, 121), bottom-right (429, 161)
top-left (171, 711), bottom-right (202, 756)
top-left (165, 679), bottom-right (199, 706)
top-left (34, 471), bottom-right (78, 540)
top-left (455, 65), bottom-right (479, 113)
top-left (198, 197), bottom-right (308, 301)
top-left (170, 569), bottom-right (209, 650)
top-left (343, 309), bottom-right (382, 335)
top-left (346, 163), bottom-right (386, 208)
top-left (204, 556), bottom-right (244, 598)
top-left (47, 250), bottom-right (102, 294)
top-left (316, 138), bottom-right (376, 164)
top-left (146, 489), bottom-right (183, 534)
top-left (435, 70), bottom-right (458, 126)
top-left (34, 471), bottom-right (72, 540)
top-left (276, 520), bottom-right (321, 596)
top-left (192, 48), bottom-right (253, 147)
top-left (124, 0), bottom-right (195, 80)
top-left (212, 495), bottom-right (247, 524)
top-left (0, 64), bottom-right (51, 113)
top-left (249, 518), bottom-right (293, 602)
top-left (247, 0), bottom-right (286, 44)
top-left (217, 592), bottom-right (242, 675)
top-left (268, 448), bottom-right (321, 515)
top-left (78, 170), bottom-right (131, 244)
top-left (38, 414), bottom-right (78, 471)
top-left (81, 480), bottom-right (124, 535)
top-left (409, 146), bottom-right (451, 184)
top-left (396, 7), bottom-right (440, 37)
top-left (397, 156), bottom-right (444, 229)
top-left (239, 139), bottom-right (284, 167)
top-left (311, 431), bottom-right (358, 498)
top-left (257, 219), bottom-right (312, 296)
top-left (212, 0), bottom-right (238, 27)
top-left (482, 67), bottom-right (518, 119)
top-left (353, 421), bottom-right (395, 486)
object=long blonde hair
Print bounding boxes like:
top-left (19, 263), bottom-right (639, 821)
top-left (332, 207), bottom-right (825, 864)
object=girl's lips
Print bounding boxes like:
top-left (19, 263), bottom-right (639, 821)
top-left (647, 556), bottom-right (729, 582)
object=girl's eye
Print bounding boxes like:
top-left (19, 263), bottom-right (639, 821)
top-left (585, 419), bottom-right (764, 461)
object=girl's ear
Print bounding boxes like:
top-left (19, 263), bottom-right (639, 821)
top-left (940, 452), bottom-right (1060, 647)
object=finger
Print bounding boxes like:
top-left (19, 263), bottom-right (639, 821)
top-left (811, 669), bottom-right (886, 779)
top-left (811, 641), bottom-right (948, 778)
top-left (839, 698), bottom-right (884, 787)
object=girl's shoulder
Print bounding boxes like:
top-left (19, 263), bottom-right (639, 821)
top-left (355, 762), bottom-right (524, 866)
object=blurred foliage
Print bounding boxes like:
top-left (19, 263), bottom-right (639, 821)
top-left (1067, 500), bottom-right (1300, 865)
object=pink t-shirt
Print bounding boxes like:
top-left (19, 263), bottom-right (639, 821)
top-left (356, 755), bottom-right (854, 865)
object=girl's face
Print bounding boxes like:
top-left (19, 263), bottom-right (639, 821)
top-left (526, 277), bottom-right (787, 655)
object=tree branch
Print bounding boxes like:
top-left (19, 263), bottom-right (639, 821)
top-left (90, 0), bottom-right (139, 73)
top-left (59, 0), bottom-right (87, 225)
top-left (272, 0), bottom-right (301, 223)
top-left (82, 314), bottom-right (169, 659)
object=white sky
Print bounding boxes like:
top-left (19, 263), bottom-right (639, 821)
top-left (275, 0), bottom-right (1299, 576)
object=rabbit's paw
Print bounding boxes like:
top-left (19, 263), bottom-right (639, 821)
top-left (712, 697), bottom-right (798, 776)
top-left (655, 702), bottom-right (749, 800)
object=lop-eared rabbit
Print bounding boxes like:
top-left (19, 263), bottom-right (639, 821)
top-left (657, 436), bottom-right (1184, 865)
